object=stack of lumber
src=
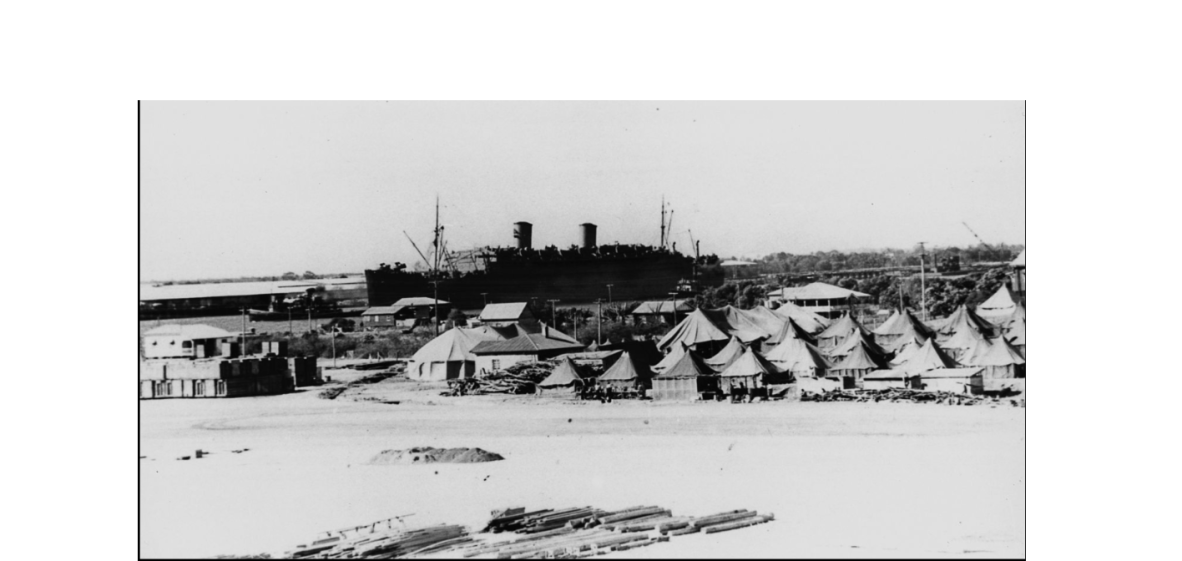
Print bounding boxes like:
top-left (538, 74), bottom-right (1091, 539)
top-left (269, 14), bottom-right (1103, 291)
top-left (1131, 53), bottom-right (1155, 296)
top-left (285, 523), bottom-right (468, 559)
top-left (801, 388), bottom-right (1018, 405)
top-left (443, 363), bottom-right (555, 397)
top-left (273, 504), bottom-right (775, 559)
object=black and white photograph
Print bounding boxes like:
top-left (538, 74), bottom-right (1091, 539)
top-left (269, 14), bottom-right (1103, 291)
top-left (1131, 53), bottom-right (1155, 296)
top-left (137, 100), bottom-right (1025, 559)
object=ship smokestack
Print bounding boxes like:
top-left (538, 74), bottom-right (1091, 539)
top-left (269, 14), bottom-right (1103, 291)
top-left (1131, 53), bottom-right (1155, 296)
top-left (514, 222), bottom-right (533, 249)
top-left (580, 223), bottom-right (597, 250)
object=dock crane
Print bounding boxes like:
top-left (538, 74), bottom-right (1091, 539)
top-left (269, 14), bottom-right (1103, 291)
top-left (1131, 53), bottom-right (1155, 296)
top-left (962, 221), bottom-right (997, 253)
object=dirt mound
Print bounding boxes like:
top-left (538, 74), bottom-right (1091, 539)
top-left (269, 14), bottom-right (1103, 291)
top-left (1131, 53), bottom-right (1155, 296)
top-left (368, 447), bottom-right (505, 465)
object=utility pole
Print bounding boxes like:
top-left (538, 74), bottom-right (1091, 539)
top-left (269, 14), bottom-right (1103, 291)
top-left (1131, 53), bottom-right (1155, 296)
top-left (547, 300), bottom-right (560, 329)
top-left (307, 308), bottom-right (313, 334)
top-left (481, 293), bottom-right (488, 306)
top-left (430, 280), bottom-right (441, 336)
top-left (596, 299), bottom-right (603, 346)
top-left (918, 242), bottom-right (928, 321)
top-left (330, 326), bottom-right (337, 368)
top-left (606, 284), bottom-right (613, 306)
top-left (241, 307), bottom-right (247, 355)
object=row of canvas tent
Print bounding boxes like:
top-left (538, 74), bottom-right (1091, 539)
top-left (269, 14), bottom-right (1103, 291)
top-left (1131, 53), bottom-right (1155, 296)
top-left (650, 284), bottom-right (1026, 395)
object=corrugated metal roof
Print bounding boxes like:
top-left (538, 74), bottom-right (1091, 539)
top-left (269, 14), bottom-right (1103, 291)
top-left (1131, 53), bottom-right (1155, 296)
top-left (392, 297), bottom-right (450, 307)
top-left (479, 303), bottom-right (533, 321)
top-left (143, 324), bottom-right (234, 340)
top-left (770, 282), bottom-right (870, 301)
top-left (631, 300), bottom-right (693, 315)
top-left (362, 305), bottom-right (407, 316)
top-left (469, 328), bottom-right (585, 356)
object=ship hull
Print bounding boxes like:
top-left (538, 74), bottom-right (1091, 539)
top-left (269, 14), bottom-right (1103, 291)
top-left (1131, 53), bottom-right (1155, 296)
top-left (366, 256), bottom-right (723, 310)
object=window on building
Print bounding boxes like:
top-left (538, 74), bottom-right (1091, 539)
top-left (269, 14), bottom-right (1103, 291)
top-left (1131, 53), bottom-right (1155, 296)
top-left (492, 359), bottom-right (501, 370)
top-left (182, 340), bottom-right (193, 349)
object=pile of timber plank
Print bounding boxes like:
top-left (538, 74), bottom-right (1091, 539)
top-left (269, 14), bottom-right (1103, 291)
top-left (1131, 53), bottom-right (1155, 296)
top-left (285, 523), bottom-right (469, 559)
top-left (274, 504), bottom-right (774, 559)
top-left (801, 388), bottom-right (1020, 406)
top-left (443, 363), bottom-right (555, 397)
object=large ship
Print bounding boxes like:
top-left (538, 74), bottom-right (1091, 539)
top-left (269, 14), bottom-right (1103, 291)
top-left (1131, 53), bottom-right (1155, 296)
top-left (365, 201), bottom-right (724, 310)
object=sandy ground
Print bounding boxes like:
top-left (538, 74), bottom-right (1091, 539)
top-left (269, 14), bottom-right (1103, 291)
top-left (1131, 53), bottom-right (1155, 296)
top-left (139, 378), bottom-right (1024, 559)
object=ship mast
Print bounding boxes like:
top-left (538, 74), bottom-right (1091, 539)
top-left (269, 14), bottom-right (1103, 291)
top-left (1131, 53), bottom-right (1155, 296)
top-left (660, 196), bottom-right (666, 249)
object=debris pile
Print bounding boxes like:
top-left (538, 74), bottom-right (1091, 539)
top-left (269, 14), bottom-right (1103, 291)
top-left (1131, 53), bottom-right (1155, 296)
top-left (273, 503), bottom-right (773, 559)
top-left (801, 388), bottom-right (1025, 407)
top-left (368, 447), bottom-right (505, 465)
top-left (285, 523), bottom-right (469, 559)
top-left (442, 362), bottom-right (556, 396)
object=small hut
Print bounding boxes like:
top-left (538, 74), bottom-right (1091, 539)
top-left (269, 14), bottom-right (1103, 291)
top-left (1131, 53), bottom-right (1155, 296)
top-left (772, 301), bottom-right (831, 334)
top-left (919, 367), bottom-right (985, 395)
top-left (595, 351), bottom-right (652, 394)
top-left (765, 337), bottom-right (832, 380)
top-left (830, 341), bottom-right (889, 389)
top-left (704, 337), bottom-right (746, 372)
top-left (863, 370), bottom-right (921, 390)
top-left (962, 337), bottom-right (1026, 392)
top-left (651, 351), bottom-right (717, 401)
top-left (718, 348), bottom-right (788, 395)
top-left (536, 357), bottom-right (588, 396)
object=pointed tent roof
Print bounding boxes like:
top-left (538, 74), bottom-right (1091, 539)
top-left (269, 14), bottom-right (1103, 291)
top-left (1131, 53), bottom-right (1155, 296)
top-left (597, 352), bottom-right (651, 383)
top-left (817, 313), bottom-right (867, 342)
top-left (1005, 318), bottom-right (1026, 347)
top-left (895, 339), bottom-right (960, 374)
top-left (766, 316), bottom-right (817, 346)
top-left (938, 305), bottom-right (996, 338)
top-left (940, 322), bottom-right (988, 351)
top-left (888, 335), bottom-right (929, 366)
top-left (720, 348), bottom-right (782, 378)
top-left (705, 337), bottom-right (747, 370)
top-left (656, 309), bottom-right (730, 352)
top-left (653, 342), bottom-right (690, 373)
top-left (772, 301), bottom-right (831, 333)
top-left (964, 338), bottom-right (1026, 367)
top-left (978, 284), bottom-right (1018, 313)
top-left (744, 306), bottom-right (791, 337)
top-left (828, 329), bottom-right (888, 360)
top-left (873, 309), bottom-right (934, 339)
top-left (654, 350), bottom-right (715, 380)
top-left (537, 357), bottom-right (586, 388)
top-left (765, 337), bottom-right (832, 372)
top-left (1012, 250), bottom-right (1025, 267)
top-left (411, 327), bottom-right (498, 364)
top-left (831, 342), bottom-right (888, 371)
top-left (701, 307), bottom-right (770, 343)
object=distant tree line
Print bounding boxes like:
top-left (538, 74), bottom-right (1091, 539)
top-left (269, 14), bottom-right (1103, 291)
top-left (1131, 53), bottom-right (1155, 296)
top-left (729, 243), bottom-right (1024, 277)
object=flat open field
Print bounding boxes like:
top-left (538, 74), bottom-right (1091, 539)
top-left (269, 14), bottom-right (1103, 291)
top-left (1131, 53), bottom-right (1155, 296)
top-left (139, 377), bottom-right (1025, 558)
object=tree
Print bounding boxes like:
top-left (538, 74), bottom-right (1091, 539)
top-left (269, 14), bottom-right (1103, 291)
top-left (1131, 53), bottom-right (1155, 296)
top-left (302, 271), bottom-right (319, 280)
top-left (447, 308), bottom-right (468, 327)
top-left (281, 272), bottom-right (299, 281)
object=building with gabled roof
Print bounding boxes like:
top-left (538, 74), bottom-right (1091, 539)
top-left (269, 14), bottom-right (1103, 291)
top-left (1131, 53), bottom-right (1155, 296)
top-left (768, 282), bottom-right (870, 319)
top-left (478, 302), bottom-right (536, 326)
top-left (470, 325), bottom-right (584, 374)
top-left (143, 324), bottom-right (234, 359)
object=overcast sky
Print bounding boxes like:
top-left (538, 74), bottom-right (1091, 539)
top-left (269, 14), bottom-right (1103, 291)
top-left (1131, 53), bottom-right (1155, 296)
top-left (140, 101), bottom-right (1024, 281)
